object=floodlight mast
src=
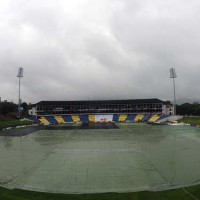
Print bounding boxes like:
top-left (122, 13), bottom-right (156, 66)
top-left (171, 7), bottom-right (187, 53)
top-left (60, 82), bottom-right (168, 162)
top-left (17, 67), bottom-right (23, 119)
top-left (169, 68), bottom-right (177, 115)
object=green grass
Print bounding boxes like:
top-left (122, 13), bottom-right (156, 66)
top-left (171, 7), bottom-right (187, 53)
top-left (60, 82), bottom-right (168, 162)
top-left (1, 185), bottom-right (200, 200)
top-left (179, 116), bottom-right (200, 126)
top-left (0, 120), bottom-right (33, 129)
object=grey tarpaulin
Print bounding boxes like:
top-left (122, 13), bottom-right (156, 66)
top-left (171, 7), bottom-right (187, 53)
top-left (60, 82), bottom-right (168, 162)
top-left (0, 124), bottom-right (200, 194)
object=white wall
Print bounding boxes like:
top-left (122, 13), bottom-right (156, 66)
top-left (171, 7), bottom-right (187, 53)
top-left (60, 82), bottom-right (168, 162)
top-left (162, 104), bottom-right (174, 115)
top-left (28, 107), bottom-right (37, 116)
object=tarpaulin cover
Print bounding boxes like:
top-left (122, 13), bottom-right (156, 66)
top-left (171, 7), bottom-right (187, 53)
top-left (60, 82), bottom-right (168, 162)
top-left (0, 124), bottom-right (200, 194)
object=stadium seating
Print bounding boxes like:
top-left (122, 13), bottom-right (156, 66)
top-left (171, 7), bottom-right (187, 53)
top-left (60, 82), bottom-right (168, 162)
top-left (45, 116), bottom-right (57, 125)
top-left (142, 114), bottom-right (152, 122)
top-left (112, 114), bottom-right (119, 122)
top-left (62, 115), bottom-right (73, 123)
top-left (80, 115), bottom-right (89, 123)
top-left (71, 115), bottom-right (80, 123)
top-left (134, 114), bottom-right (145, 122)
top-left (26, 116), bottom-right (40, 123)
top-left (54, 116), bottom-right (65, 124)
top-left (148, 115), bottom-right (160, 123)
top-left (126, 115), bottom-right (136, 122)
top-left (157, 114), bottom-right (170, 121)
top-left (88, 115), bottom-right (95, 122)
top-left (39, 117), bottom-right (50, 125)
top-left (34, 114), bottom-right (172, 125)
top-left (118, 115), bottom-right (127, 122)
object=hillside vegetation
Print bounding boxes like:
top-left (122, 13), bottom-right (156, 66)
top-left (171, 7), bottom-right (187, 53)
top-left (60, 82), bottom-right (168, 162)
top-left (179, 116), bottom-right (200, 125)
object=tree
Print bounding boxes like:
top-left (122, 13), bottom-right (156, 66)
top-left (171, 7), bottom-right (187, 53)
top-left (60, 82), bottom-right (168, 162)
top-left (0, 101), bottom-right (17, 115)
top-left (177, 103), bottom-right (200, 116)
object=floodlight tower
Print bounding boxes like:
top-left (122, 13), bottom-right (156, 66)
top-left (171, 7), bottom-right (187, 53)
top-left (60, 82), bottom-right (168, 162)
top-left (169, 68), bottom-right (177, 115)
top-left (17, 67), bottom-right (24, 118)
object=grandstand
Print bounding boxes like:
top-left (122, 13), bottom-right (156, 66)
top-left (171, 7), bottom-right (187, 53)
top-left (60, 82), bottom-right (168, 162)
top-left (28, 98), bottom-right (174, 124)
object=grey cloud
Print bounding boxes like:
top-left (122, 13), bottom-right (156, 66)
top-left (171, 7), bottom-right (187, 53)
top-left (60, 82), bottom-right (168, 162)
top-left (0, 0), bottom-right (200, 103)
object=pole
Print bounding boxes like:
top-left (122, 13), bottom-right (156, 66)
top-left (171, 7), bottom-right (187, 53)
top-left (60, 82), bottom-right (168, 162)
top-left (18, 76), bottom-right (21, 118)
top-left (173, 77), bottom-right (176, 115)
top-left (169, 68), bottom-right (177, 116)
top-left (17, 67), bottom-right (23, 119)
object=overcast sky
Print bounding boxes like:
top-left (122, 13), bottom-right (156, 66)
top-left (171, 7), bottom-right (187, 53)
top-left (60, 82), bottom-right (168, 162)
top-left (0, 0), bottom-right (200, 103)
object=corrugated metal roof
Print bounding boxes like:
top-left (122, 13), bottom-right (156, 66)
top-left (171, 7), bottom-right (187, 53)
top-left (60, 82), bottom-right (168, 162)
top-left (36, 98), bottom-right (164, 106)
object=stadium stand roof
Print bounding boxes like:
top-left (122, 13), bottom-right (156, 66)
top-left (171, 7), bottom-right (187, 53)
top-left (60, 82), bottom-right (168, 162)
top-left (35, 98), bottom-right (166, 106)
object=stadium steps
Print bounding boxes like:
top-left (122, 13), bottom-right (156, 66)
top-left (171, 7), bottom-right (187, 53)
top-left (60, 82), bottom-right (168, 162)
top-left (39, 117), bottom-right (50, 125)
top-left (62, 115), bottom-right (73, 123)
top-left (54, 116), bottom-right (65, 124)
top-left (134, 114), bottom-right (145, 122)
top-left (71, 115), bottom-right (81, 123)
top-left (80, 115), bottom-right (88, 123)
top-left (148, 115), bottom-right (160, 123)
top-left (88, 115), bottom-right (95, 122)
top-left (126, 115), bottom-right (136, 122)
top-left (118, 115), bottom-right (127, 122)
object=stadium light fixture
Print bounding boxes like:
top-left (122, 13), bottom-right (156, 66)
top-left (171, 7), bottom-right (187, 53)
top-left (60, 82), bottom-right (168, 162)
top-left (17, 67), bottom-right (24, 118)
top-left (169, 68), bottom-right (177, 115)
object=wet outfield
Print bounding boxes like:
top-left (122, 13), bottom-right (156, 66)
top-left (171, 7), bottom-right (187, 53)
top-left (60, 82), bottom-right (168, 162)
top-left (0, 123), bottom-right (200, 194)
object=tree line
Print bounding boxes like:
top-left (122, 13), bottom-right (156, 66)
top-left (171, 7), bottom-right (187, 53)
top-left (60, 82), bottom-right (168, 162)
top-left (177, 102), bottom-right (200, 116)
top-left (0, 100), bottom-right (30, 119)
